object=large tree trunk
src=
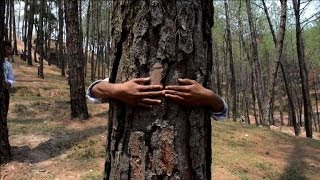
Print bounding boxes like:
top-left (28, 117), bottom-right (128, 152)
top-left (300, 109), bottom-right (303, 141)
top-left (64, 0), bottom-right (89, 120)
top-left (105, 0), bottom-right (213, 179)
top-left (292, 0), bottom-right (313, 138)
top-left (0, 1), bottom-right (11, 163)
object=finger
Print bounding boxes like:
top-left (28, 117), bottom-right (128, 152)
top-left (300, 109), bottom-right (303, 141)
top-left (165, 85), bottom-right (190, 92)
top-left (133, 77), bottom-right (150, 84)
top-left (165, 94), bottom-right (185, 102)
top-left (139, 91), bottom-right (165, 97)
top-left (140, 98), bottom-right (161, 105)
top-left (140, 85), bottom-right (163, 91)
top-left (137, 103), bottom-right (152, 108)
top-left (178, 78), bottom-right (195, 85)
top-left (164, 90), bottom-right (189, 97)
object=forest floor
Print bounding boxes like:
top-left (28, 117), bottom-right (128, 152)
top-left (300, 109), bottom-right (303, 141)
top-left (1, 50), bottom-right (320, 179)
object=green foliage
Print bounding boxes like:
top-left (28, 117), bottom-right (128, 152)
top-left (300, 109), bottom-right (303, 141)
top-left (304, 23), bottom-right (320, 69)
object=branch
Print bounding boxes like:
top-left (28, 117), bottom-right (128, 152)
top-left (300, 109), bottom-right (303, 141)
top-left (302, 13), bottom-right (320, 29)
top-left (299, 0), bottom-right (313, 16)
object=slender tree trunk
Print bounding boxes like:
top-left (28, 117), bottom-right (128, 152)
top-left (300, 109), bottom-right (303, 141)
top-left (37, 0), bottom-right (45, 79)
top-left (224, 0), bottom-right (236, 121)
top-left (17, 0), bottom-right (21, 40)
top-left (262, 0), bottom-right (288, 126)
top-left (105, 0), bottom-right (213, 179)
top-left (292, 0), bottom-right (313, 138)
top-left (23, 0), bottom-right (28, 57)
top-left (213, 42), bottom-right (222, 96)
top-left (10, 0), bottom-right (17, 55)
top-left (7, 0), bottom-right (11, 42)
top-left (64, 0), bottom-right (89, 120)
top-left (280, 62), bottom-right (300, 135)
top-left (27, 0), bottom-right (35, 66)
top-left (58, 0), bottom-right (65, 77)
top-left (246, 0), bottom-right (267, 125)
top-left (84, 0), bottom-right (91, 78)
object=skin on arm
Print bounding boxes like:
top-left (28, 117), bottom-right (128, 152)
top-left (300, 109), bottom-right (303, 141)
top-left (164, 78), bottom-right (224, 112)
top-left (91, 77), bottom-right (164, 108)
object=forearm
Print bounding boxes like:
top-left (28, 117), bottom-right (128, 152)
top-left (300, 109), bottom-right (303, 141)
top-left (91, 81), bottom-right (119, 99)
top-left (206, 90), bottom-right (224, 113)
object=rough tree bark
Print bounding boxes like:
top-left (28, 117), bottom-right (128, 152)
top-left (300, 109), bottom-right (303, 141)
top-left (0, 1), bottom-right (11, 163)
top-left (104, 0), bottom-right (214, 179)
top-left (64, 0), bottom-right (89, 120)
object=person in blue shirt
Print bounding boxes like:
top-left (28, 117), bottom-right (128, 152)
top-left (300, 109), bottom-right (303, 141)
top-left (86, 77), bottom-right (227, 120)
top-left (2, 41), bottom-right (15, 118)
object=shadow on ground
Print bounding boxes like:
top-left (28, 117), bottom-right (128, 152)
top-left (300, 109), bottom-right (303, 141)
top-left (10, 125), bottom-right (106, 164)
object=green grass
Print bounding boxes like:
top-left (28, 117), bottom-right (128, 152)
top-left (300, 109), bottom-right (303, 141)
top-left (8, 118), bottom-right (66, 135)
top-left (212, 121), bottom-right (320, 180)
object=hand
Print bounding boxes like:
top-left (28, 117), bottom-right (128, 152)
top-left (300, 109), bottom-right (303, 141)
top-left (164, 78), bottom-right (224, 112)
top-left (113, 77), bottom-right (164, 108)
top-left (164, 78), bottom-right (211, 106)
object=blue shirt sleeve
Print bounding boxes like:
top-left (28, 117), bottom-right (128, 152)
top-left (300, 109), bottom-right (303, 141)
top-left (3, 59), bottom-right (15, 86)
top-left (86, 78), bottom-right (109, 103)
top-left (212, 98), bottom-right (228, 120)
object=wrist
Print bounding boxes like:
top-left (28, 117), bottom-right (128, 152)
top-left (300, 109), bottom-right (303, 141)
top-left (207, 90), bottom-right (224, 112)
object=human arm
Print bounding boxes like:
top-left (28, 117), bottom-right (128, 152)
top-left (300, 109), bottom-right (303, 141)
top-left (164, 78), bottom-right (228, 119)
top-left (3, 60), bottom-right (15, 88)
top-left (87, 77), bottom-right (164, 108)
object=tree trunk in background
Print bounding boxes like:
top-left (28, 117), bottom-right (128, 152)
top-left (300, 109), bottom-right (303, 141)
top-left (57, 0), bottom-right (65, 77)
top-left (17, 0), bottom-right (21, 40)
top-left (27, 0), bottom-right (35, 66)
top-left (263, 0), bottom-right (287, 125)
top-left (64, 0), bottom-right (89, 120)
top-left (106, 1), bottom-right (112, 77)
top-left (84, 0), bottom-right (91, 78)
top-left (37, 0), bottom-right (45, 79)
top-left (292, 0), bottom-right (312, 138)
top-left (212, 42), bottom-right (222, 96)
top-left (224, 0), bottom-right (236, 121)
top-left (105, 0), bottom-right (213, 179)
top-left (280, 62), bottom-right (300, 135)
top-left (23, 0), bottom-right (28, 56)
top-left (246, 0), bottom-right (267, 125)
top-left (10, 0), bottom-right (17, 55)
top-left (6, 0), bottom-right (11, 42)
top-left (0, 1), bottom-right (11, 163)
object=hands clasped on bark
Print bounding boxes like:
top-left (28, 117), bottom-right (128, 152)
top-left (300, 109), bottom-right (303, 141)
top-left (91, 77), bottom-right (224, 112)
